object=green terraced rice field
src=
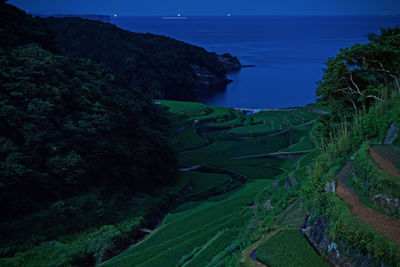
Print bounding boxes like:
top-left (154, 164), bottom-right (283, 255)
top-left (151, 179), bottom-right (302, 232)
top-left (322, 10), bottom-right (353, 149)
top-left (186, 171), bottom-right (231, 196)
top-left (103, 180), bottom-right (268, 267)
top-left (175, 127), bottom-right (206, 150)
top-left (257, 229), bottom-right (330, 267)
top-left (103, 100), bottom-right (322, 266)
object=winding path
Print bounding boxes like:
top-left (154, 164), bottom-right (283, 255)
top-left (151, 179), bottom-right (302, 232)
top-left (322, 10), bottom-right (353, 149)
top-left (335, 162), bottom-right (400, 245)
top-left (369, 147), bottom-right (400, 178)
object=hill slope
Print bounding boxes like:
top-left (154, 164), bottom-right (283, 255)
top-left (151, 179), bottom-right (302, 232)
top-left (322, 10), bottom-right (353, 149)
top-left (45, 17), bottom-right (238, 99)
top-left (0, 3), bottom-right (179, 265)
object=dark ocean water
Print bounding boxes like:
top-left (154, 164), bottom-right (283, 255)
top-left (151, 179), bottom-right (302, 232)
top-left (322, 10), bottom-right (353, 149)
top-left (112, 16), bottom-right (400, 109)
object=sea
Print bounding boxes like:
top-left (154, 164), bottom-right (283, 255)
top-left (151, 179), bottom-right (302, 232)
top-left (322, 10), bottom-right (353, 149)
top-left (112, 15), bottom-right (400, 109)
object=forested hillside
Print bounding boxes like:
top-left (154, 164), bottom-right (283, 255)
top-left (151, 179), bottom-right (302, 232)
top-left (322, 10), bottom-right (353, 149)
top-left (0, 3), bottom-right (179, 265)
top-left (45, 17), bottom-right (232, 99)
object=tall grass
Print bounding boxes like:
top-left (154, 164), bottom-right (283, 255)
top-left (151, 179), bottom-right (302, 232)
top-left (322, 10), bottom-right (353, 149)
top-left (302, 96), bottom-right (400, 265)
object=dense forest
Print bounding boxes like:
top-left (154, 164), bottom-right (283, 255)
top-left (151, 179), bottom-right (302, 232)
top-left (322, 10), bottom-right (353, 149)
top-left (0, 2), bottom-right (180, 265)
top-left (45, 17), bottom-right (233, 99)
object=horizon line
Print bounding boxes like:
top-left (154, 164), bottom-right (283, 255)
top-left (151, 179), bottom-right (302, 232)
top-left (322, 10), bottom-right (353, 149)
top-left (28, 12), bottom-right (400, 17)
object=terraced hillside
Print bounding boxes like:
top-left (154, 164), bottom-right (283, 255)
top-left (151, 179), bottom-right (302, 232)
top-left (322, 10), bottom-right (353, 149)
top-left (102, 101), bottom-right (328, 266)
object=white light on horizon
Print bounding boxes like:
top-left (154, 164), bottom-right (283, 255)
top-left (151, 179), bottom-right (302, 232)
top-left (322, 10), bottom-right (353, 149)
top-left (114, 13), bottom-right (118, 17)
top-left (177, 13), bottom-right (181, 17)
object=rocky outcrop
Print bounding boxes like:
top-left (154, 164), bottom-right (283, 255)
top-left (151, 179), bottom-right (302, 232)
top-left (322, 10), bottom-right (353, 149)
top-left (370, 194), bottom-right (400, 216)
top-left (190, 64), bottom-right (232, 89)
top-left (384, 123), bottom-right (399, 144)
top-left (217, 53), bottom-right (242, 71)
top-left (304, 216), bottom-right (390, 267)
top-left (217, 53), bottom-right (256, 72)
top-left (263, 199), bottom-right (273, 210)
top-left (324, 180), bottom-right (336, 193)
top-left (189, 53), bottom-right (253, 97)
top-left (303, 216), bottom-right (330, 253)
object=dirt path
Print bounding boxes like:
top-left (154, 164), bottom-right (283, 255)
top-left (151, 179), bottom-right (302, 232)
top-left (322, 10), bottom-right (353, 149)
top-left (335, 167), bottom-right (400, 245)
top-left (369, 147), bottom-right (400, 178)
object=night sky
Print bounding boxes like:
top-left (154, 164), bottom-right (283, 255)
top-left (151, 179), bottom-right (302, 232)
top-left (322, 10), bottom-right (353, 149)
top-left (9, 0), bottom-right (400, 16)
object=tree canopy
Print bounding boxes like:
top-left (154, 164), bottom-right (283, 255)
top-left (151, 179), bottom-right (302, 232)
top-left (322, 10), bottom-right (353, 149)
top-left (0, 2), bottom-right (178, 218)
top-left (316, 27), bottom-right (400, 134)
top-left (45, 17), bottom-right (229, 99)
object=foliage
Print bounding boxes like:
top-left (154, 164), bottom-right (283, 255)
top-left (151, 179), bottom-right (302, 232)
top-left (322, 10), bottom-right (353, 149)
top-left (0, 3), bottom-right (179, 265)
top-left (326, 193), bottom-right (400, 266)
top-left (45, 17), bottom-right (229, 99)
top-left (0, 3), bottom-right (55, 51)
top-left (303, 96), bottom-right (400, 265)
top-left (101, 180), bottom-right (264, 266)
top-left (316, 27), bottom-right (400, 136)
top-left (0, 43), bottom-right (177, 216)
top-left (1, 217), bottom-right (143, 266)
top-left (350, 142), bottom-right (400, 217)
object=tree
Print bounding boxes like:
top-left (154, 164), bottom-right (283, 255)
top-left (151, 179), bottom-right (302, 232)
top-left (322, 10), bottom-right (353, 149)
top-left (45, 17), bottom-right (230, 100)
top-left (0, 3), bottom-right (179, 218)
top-left (316, 27), bottom-right (400, 132)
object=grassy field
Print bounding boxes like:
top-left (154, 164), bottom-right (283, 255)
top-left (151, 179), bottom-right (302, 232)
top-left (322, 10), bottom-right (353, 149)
top-left (175, 127), bottom-right (207, 151)
top-left (256, 229), bottom-right (330, 267)
top-left (101, 100), bottom-right (323, 266)
top-left (185, 171), bottom-right (231, 196)
top-left (102, 180), bottom-right (267, 266)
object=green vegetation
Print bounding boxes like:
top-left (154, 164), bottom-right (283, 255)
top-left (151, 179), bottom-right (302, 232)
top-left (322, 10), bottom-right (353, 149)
top-left (100, 91), bottom-right (321, 266)
top-left (103, 181), bottom-right (266, 267)
top-left (185, 171), bottom-right (231, 196)
top-left (45, 18), bottom-right (230, 99)
top-left (184, 229), bottom-right (241, 267)
top-left (0, 3), bottom-right (178, 265)
top-left (227, 109), bottom-right (316, 137)
top-left (349, 142), bottom-right (400, 217)
top-left (257, 230), bottom-right (330, 267)
top-left (2, 2), bottom-right (400, 266)
top-left (175, 127), bottom-right (207, 151)
top-left (1, 4), bottom-right (320, 266)
top-left (302, 27), bottom-right (400, 266)
top-left (316, 26), bottom-right (400, 137)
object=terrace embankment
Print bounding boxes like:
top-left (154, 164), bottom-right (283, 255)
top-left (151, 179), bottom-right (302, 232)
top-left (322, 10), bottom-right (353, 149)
top-left (369, 146), bottom-right (400, 178)
top-left (335, 162), bottom-right (400, 245)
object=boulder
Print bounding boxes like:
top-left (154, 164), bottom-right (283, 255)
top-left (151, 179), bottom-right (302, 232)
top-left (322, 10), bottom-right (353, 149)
top-left (303, 216), bottom-right (329, 252)
top-left (263, 199), bottom-right (273, 210)
top-left (384, 123), bottom-right (399, 144)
